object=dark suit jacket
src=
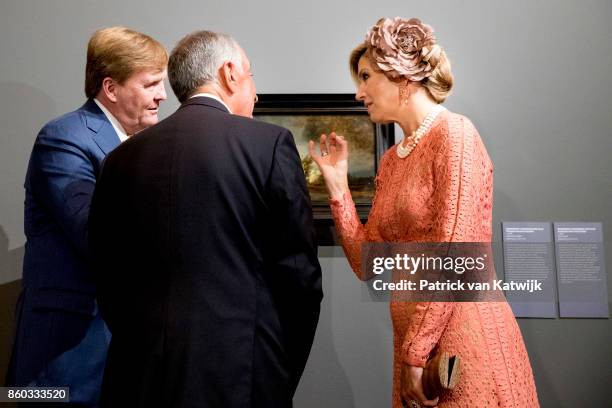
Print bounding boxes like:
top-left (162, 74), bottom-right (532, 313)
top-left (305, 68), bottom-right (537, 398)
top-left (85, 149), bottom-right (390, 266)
top-left (89, 97), bottom-right (323, 408)
top-left (7, 99), bottom-right (117, 405)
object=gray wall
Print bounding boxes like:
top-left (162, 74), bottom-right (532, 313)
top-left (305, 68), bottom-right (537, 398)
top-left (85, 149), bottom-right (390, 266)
top-left (1, 0), bottom-right (611, 406)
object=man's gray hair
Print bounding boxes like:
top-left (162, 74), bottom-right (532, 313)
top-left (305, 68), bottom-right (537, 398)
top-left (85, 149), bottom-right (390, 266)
top-left (169, 31), bottom-right (242, 103)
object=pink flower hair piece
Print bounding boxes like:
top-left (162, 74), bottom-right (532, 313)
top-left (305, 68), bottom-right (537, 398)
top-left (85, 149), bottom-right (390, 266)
top-left (366, 17), bottom-right (438, 81)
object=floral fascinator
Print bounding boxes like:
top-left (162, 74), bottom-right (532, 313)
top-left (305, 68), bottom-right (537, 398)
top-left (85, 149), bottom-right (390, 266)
top-left (366, 17), bottom-right (441, 81)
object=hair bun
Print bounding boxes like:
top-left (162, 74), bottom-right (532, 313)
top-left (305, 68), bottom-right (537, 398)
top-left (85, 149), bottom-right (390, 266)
top-left (421, 44), bottom-right (441, 63)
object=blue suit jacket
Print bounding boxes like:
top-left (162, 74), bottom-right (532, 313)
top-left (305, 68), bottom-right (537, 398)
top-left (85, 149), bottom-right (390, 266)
top-left (7, 99), bottom-right (120, 406)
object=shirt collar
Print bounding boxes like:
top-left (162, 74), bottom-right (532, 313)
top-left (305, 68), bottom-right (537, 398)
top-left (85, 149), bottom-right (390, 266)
top-left (93, 98), bottom-right (129, 142)
top-left (190, 93), bottom-right (232, 114)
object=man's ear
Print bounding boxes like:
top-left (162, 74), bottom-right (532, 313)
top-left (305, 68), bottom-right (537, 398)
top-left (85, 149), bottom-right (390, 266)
top-left (219, 61), bottom-right (239, 95)
top-left (101, 77), bottom-right (119, 103)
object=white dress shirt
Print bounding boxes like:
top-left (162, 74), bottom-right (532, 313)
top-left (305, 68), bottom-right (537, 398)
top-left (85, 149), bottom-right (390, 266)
top-left (93, 98), bottom-right (129, 142)
top-left (190, 93), bottom-right (232, 114)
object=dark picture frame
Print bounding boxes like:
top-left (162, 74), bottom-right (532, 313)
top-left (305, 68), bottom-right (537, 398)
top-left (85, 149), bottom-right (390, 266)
top-left (254, 94), bottom-right (394, 245)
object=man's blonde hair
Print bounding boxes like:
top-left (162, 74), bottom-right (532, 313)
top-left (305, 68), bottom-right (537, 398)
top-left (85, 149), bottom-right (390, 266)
top-left (85, 26), bottom-right (168, 98)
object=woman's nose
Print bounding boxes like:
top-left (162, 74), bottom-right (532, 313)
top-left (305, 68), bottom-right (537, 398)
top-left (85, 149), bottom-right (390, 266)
top-left (355, 86), bottom-right (365, 101)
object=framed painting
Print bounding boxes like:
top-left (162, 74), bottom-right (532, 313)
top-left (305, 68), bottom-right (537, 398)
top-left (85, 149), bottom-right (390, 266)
top-left (254, 94), bottom-right (394, 244)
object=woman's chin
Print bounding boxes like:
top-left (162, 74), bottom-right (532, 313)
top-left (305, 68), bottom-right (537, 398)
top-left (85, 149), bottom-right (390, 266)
top-left (367, 114), bottom-right (393, 125)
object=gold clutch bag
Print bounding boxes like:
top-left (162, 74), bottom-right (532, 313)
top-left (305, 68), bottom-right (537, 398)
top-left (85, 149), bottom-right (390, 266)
top-left (422, 352), bottom-right (461, 399)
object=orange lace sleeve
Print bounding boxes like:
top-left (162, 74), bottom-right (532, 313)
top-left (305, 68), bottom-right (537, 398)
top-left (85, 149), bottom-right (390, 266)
top-left (329, 154), bottom-right (390, 280)
top-left (401, 115), bottom-right (482, 367)
top-left (329, 191), bottom-right (373, 280)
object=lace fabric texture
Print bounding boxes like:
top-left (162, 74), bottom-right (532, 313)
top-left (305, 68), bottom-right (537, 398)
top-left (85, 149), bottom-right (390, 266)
top-left (330, 111), bottom-right (539, 407)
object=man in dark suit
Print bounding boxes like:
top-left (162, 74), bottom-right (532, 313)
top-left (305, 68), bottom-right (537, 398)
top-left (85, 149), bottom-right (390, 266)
top-left (89, 31), bottom-right (323, 408)
top-left (6, 27), bottom-right (167, 406)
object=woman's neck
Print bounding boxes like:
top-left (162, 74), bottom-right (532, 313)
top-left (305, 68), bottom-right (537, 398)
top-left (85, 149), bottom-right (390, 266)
top-left (397, 91), bottom-right (438, 136)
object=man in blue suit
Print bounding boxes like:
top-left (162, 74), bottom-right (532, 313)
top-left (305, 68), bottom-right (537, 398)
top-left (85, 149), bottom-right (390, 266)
top-left (6, 26), bottom-right (168, 406)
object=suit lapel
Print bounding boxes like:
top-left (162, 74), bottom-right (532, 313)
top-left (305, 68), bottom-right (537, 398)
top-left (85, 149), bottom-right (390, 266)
top-left (81, 99), bottom-right (121, 155)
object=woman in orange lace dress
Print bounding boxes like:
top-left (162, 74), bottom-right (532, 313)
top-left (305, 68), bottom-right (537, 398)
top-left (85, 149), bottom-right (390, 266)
top-left (309, 17), bottom-right (539, 407)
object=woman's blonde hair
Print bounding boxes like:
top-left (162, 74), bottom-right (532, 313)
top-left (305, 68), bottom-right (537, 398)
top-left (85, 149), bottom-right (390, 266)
top-left (349, 34), bottom-right (454, 103)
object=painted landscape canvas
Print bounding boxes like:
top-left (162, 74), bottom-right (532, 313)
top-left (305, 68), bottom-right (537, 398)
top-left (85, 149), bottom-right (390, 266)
top-left (256, 114), bottom-right (376, 204)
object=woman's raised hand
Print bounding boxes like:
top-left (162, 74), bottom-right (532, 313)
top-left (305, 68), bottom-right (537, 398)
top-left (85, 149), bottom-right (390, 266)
top-left (308, 132), bottom-right (350, 200)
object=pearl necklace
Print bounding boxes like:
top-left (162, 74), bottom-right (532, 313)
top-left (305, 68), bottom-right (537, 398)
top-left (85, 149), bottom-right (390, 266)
top-left (396, 104), bottom-right (446, 159)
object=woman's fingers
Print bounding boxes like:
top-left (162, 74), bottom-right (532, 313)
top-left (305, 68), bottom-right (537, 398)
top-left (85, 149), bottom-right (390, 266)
top-left (308, 140), bottom-right (320, 163)
top-left (410, 378), bottom-right (428, 403)
top-left (412, 386), bottom-right (438, 407)
top-left (400, 364), bottom-right (441, 408)
top-left (319, 134), bottom-right (328, 156)
top-left (401, 395), bottom-right (438, 408)
top-left (336, 134), bottom-right (347, 151)
top-left (309, 138), bottom-right (331, 170)
top-left (329, 132), bottom-right (348, 156)
top-left (328, 139), bottom-right (338, 155)
top-left (309, 132), bottom-right (348, 167)
top-left (420, 396), bottom-right (439, 407)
